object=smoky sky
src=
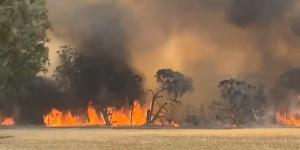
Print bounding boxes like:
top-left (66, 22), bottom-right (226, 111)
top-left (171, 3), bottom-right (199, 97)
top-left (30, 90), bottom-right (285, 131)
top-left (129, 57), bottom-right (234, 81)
top-left (228, 0), bottom-right (295, 27)
top-left (47, 0), bottom-right (144, 108)
top-left (4, 0), bottom-right (145, 124)
top-left (118, 0), bottom-right (300, 118)
top-left (280, 68), bottom-right (300, 92)
top-left (18, 0), bottom-right (300, 124)
top-left (47, 0), bottom-right (128, 59)
top-left (291, 15), bottom-right (300, 38)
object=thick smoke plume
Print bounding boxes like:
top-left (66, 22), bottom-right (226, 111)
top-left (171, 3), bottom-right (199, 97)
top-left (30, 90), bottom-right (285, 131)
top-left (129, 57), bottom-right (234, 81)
top-left (281, 68), bottom-right (300, 92)
top-left (119, 0), bottom-right (300, 121)
top-left (228, 0), bottom-right (294, 27)
top-left (47, 0), bottom-right (144, 107)
top-left (10, 0), bottom-right (300, 124)
top-left (11, 0), bottom-right (144, 124)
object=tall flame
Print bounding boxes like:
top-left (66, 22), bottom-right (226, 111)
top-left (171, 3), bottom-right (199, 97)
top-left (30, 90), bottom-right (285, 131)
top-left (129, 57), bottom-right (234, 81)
top-left (43, 101), bottom-right (146, 127)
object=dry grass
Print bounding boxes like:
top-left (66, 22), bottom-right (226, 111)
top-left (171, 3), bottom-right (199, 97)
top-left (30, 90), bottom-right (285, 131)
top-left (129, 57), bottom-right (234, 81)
top-left (0, 127), bottom-right (300, 150)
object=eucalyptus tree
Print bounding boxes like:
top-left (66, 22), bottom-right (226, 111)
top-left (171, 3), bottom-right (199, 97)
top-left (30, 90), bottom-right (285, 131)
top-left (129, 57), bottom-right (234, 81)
top-left (0, 0), bottom-right (51, 103)
top-left (146, 69), bottom-right (193, 126)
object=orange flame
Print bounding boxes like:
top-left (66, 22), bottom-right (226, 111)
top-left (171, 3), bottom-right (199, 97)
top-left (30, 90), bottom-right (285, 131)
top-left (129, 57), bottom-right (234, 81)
top-left (44, 101), bottom-right (146, 127)
top-left (109, 101), bottom-right (146, 126)
top-left (85, 104), bottom-right (105, 126)
top-left (132, 101), bottom-right (146, 126)
top-left (276, 112), bottom-right (300, 127)
top-left (1, 117), bottom-right (15, 126)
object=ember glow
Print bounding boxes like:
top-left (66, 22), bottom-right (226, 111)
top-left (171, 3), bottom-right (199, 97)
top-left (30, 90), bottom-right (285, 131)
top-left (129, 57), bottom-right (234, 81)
top-left (276, 112), bottom-right (300, 127)
top-left (1, 117), bottom-right (15, 126)
top-left (44, 101), bottom-right (146, 127)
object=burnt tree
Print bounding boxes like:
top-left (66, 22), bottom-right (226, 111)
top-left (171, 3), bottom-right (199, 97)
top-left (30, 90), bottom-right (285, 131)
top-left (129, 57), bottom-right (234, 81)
top-left (146, 69), bottom-right (193, 126)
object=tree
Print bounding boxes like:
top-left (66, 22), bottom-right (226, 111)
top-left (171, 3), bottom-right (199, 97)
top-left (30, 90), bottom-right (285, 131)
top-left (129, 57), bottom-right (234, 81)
top-left (53, 46), bottom-right (80, 91)
top-left (210, 79), bottom-right (266, 127)
top-left (146, 69), bottom-right (193, 126)
top-left (54, 46), bottom-right (144, 126)
top-left (0, 0), bottom-right (51, 104)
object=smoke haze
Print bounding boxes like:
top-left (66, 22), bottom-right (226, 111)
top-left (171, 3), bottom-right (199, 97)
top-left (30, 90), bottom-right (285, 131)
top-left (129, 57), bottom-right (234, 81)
top-left (46, 0), bottom-right (300, 122)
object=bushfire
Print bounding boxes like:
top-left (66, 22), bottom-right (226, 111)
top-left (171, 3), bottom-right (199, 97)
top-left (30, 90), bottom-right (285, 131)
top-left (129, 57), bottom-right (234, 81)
top-left (1, 117), bottom-right (15, 126)
top-left (276, 112), bottom-right (300, 127)
top-left (43, 101), bottom-right (146, 127)
top-left (0, 101), bottom-right (180, 127)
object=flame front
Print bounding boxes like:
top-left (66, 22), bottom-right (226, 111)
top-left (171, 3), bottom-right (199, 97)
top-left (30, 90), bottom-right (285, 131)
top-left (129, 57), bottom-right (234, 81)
top-left (1, 117), bottom-right (15, 126)
top-left (44, 101), bottom-right (146, 127)
top-left (276, 112), bottom-right (300, 127)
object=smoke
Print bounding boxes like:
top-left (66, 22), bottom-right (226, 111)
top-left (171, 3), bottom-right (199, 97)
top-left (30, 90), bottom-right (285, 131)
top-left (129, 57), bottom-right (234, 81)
top-left (48, 0), bottom-right (127, 57)
top-left (18, 77), bottom-right (62, 125)
top-left (117, 0), bottom-right (300, 121)
top-left (280, 68), bottom-right (300, 92)
top-left (228, 0), bottom-right (294, 27)
top-left (0, 0), bottom-right (145, 124)
top-left (47, 0), bottom-right (144, 109)
top-left (71, 55), bottom-right (144, 109)
top-left (5, 0), bottom-right (300, 124)
top-left (291, 15), bottom-right (300, 38)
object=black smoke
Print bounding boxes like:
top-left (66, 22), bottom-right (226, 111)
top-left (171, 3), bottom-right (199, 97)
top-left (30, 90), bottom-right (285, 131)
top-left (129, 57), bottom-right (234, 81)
top-left (291, 15), bottom-right (300, 38)
top-left (280, 68), bottom-right (300, 92)
top-left (71, 55), bottom-right (144, 109)
top-left (0, 0), bottom-right (145, 124)
top-left (46, 0), bottom-right (144, 111)
top-left (228, 0), bottom-right (294, 27)
top-left (3, 0), bottom-right (300, 125)
top-left (17, 77), bottom-right (62, 125)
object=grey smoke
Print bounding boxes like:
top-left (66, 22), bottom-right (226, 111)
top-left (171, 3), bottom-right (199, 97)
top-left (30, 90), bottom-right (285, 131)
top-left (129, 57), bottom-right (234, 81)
top-left (44, 0), bottom-right (300, 124)
top-left (280, 68), bottom-right (300, 92)
top-left (228, 0), bottom-right (295, 27)
top-left (291, 15), bottom-right (300, 37)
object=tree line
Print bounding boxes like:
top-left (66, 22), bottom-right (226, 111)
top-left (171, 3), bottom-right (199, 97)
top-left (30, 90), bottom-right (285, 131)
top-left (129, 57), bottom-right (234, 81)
top-left (0, 0), bottom-right (298, 127)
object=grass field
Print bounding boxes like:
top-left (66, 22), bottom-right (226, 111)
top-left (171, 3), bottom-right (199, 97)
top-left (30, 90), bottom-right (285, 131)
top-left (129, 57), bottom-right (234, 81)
top-left (0, 127), bottom-right (300, 150)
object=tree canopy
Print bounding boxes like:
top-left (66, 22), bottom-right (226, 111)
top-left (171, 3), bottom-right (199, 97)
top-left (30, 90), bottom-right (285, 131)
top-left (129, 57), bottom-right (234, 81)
top-left (0, 0), bottom-right (50, 101)
top-left (155, 69), bottom-right (193, 99)
top-left (147, 69), bottom-right (193, 126)
top-left (210, 79), bottom-right (266, 126)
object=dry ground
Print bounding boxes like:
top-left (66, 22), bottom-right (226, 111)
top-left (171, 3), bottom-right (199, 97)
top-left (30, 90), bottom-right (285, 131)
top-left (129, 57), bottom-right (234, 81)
top-left (0, 127), bottom-right (300, 150)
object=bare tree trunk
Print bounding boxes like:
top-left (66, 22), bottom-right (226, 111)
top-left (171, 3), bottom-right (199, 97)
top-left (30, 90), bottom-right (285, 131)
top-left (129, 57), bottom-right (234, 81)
top-left (232, 112), bottom-right (239, 127)
top-left (146, 109), bottom-right (152, 126)
top-left (285, 104), bottom-right (288, 125)
top-left (251, 106), bottom-right (258, 122)
top-left (146, 102), bottom-right (155, 125)
top-left (100, 107), bottom-right (111, 127)
top-left (230, 103), bottom-right (239, 127)
top-left (150, 102), bottom-right (169, 126)
top-left (146, 90), bottom-right (162, 126)
top-left (272, 105), bottom-right (276, 124)
top-left (201, 104), bottom-right (207, 126)
top-left (130, 105), bottom-right (134, 126)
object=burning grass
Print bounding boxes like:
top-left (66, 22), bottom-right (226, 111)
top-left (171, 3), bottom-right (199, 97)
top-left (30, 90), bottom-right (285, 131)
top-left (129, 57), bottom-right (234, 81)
top-left (0, 128), bottom-right (300, 150)
top-left (1, 117), bottom-right (15, 126)
top-left (43, 101), bottom-right (146, 127)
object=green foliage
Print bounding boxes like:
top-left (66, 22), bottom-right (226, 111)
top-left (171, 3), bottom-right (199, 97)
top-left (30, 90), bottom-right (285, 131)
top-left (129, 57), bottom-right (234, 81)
top-left (0, 0), bottom-right (50, 101)
top-left (211, 79), bottom-right (266, 126)
top-left (147, 69), bottom-right (193, 125)
top-left (53, 46), bottom-right (80, 91)
top-left (155, 69), bottom-right (193, 99)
